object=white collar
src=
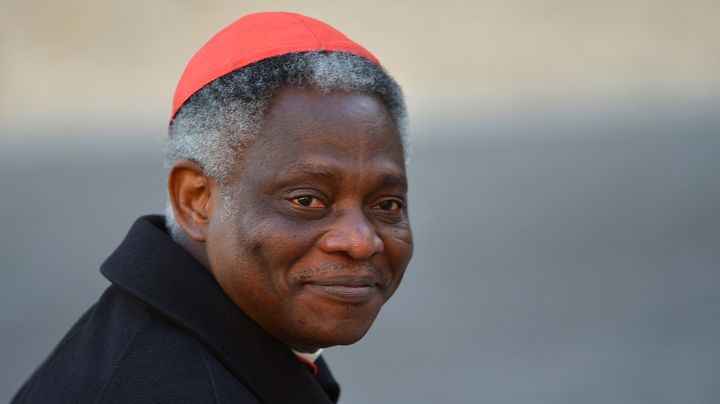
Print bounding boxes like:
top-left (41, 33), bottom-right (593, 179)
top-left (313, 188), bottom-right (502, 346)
top-left (292, 348), bottom-right (323, 363)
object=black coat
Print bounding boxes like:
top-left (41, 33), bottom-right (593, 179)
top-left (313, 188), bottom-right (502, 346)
top-left (12, 215), bottom-right (340, 403)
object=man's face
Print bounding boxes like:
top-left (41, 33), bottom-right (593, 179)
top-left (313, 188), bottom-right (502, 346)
top-left (205, 87), bottom-right (413, 352)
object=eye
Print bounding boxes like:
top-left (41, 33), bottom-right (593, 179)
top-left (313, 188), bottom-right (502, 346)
top-left (374, 199), bottom-right (404, 211)
top-left (290, 195), bottom-right (326, 208)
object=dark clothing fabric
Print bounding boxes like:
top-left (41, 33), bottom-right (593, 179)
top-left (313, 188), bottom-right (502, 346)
top-left (13, 215), bottom-right (340, 403)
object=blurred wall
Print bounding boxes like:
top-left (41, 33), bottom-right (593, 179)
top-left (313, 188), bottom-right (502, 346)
top-left (2, 0), bottom-right (719, 135)
top-left (2, 1), bottom-right (719, 403)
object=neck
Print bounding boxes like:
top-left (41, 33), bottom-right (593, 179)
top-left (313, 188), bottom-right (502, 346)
top-left (174, 231), bottom-right (212, 271)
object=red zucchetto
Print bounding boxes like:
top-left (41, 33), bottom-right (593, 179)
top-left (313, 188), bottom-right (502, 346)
top-left (171, 11), bottom-right (380, 119)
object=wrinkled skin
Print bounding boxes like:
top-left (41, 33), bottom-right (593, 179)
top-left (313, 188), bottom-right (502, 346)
top-left (204, 87), bottom-right (413, 352)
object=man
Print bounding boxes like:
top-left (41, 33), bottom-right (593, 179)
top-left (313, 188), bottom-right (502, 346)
top-left (12, 11), bottom-right (412, 403)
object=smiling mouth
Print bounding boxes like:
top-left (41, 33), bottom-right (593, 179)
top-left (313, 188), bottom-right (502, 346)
top-left (305, 276), bottom-right (380, 303)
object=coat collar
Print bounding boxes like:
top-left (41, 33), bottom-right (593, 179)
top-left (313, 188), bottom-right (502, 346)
top-left (100, 215), bottom-right (339, 403)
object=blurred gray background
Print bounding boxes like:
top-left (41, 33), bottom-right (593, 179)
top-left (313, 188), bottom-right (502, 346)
top-left (2, 1), bottom-right (719, 403)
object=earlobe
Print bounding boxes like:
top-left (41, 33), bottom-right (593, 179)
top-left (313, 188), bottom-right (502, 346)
top-left (167, 160), bottom-right (216, 242)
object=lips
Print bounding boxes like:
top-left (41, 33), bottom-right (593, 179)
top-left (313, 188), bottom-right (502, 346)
top-left (304, 274), bottom-right (380, 303)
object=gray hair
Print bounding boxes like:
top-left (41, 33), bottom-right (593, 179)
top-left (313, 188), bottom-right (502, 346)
top-left (164, 51), bottom-right (407, 237)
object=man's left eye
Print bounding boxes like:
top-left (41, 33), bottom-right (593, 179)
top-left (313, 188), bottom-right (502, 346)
top-left (374, 199), bottom-right (403, 211)
top-left (291, 195), bottom-right (326, 208)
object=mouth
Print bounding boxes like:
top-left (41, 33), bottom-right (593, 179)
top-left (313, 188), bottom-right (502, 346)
top-left (304, 275), bottom-right (380, 303)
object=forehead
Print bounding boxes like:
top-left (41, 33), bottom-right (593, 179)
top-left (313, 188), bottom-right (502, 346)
top-left (236, 87), bottom-right (406, 180)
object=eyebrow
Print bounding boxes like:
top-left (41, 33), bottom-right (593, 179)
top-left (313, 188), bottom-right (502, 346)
top-left (282, 162), bottom-right (342, 181)
top-left (373, 172), bottom-right (408, 191)
top-left (279, 162), bottom-right (407, 191)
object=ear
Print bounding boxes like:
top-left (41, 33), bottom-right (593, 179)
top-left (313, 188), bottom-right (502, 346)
top-left (167, 159), bottom-right (218, 242)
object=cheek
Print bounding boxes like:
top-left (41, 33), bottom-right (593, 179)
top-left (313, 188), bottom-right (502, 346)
top-left (383, 227), bottom-right (414, 269)
top-left (239, 217), bottom-right (320, 281)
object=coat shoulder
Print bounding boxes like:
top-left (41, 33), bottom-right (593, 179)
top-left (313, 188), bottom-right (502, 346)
top-left (13, 286), bottom-right (260, 404)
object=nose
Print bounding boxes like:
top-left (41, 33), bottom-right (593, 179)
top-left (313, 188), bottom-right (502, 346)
top-left (318, 209), bottom-right (384, 260)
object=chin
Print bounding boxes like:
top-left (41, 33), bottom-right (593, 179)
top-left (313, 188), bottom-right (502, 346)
top-left (280, 292), bottom-right (387, 349)
top-left (326, 326), bottom-right (372, 347)
top-left (291, 316), bottom-right (378, 350)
